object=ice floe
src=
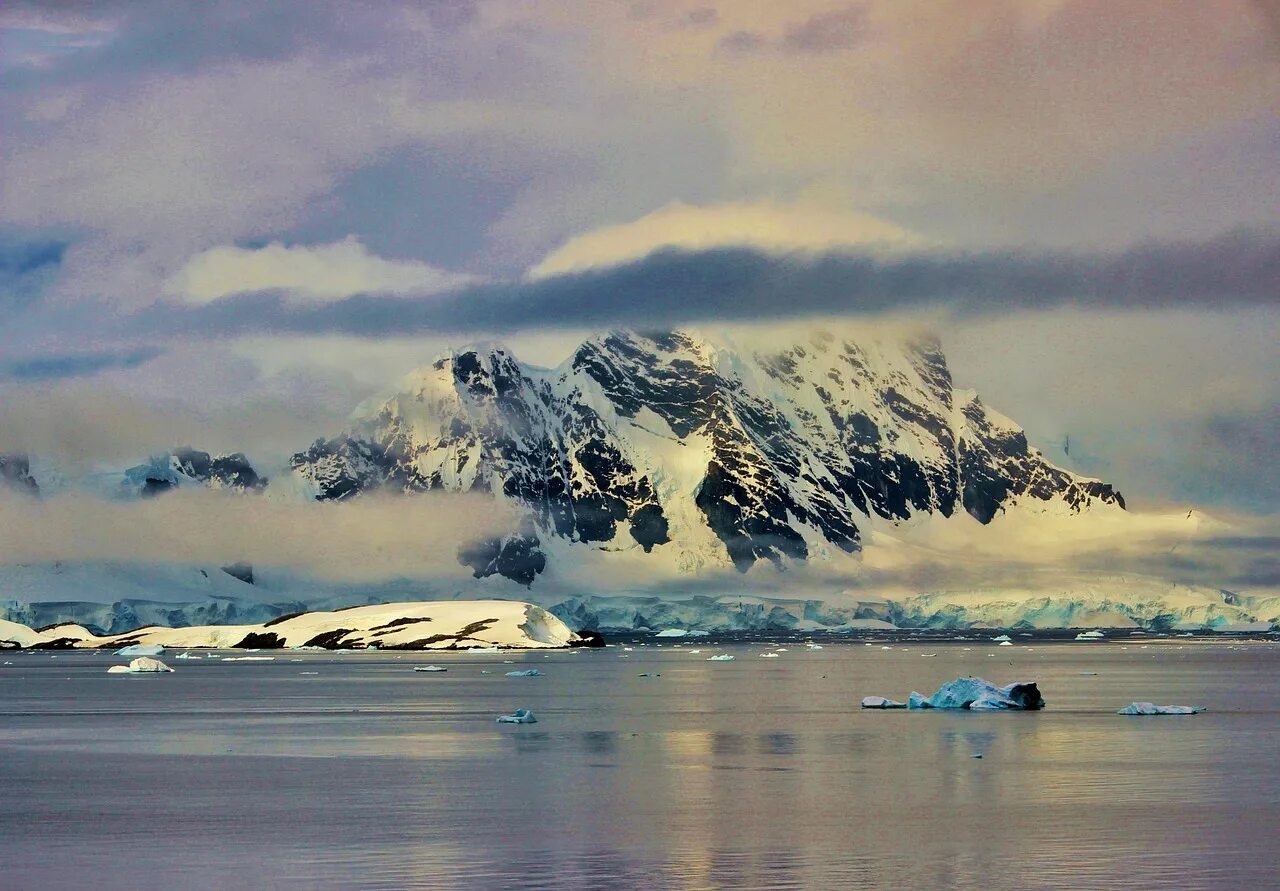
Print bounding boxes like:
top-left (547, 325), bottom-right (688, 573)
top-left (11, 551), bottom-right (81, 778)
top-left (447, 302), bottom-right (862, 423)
top-left (496, 708), bottom-right (537, 724)
top-left (113, 644), bottom-right (165, 657)
top-left (505, 669), bottom-right (543, 677)
top-left (1075, 631), bottom-right (1105, 640)
top-left (107, 656), bottom-right (174, 674)
top-left (860, 696), bottom-right (907, 709)
top-left (707, 654), bottom-right (734, 661)
top-left (1117, 702), bottom-right (1205, 716)
top-left (413, 665), bottom-right (447, 672)
top-left (864, 677), bottom-right (1045, 711)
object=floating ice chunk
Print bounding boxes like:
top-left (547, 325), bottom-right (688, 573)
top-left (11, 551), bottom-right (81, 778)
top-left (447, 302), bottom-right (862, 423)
top-left (505, 669), bottom-right (543, 677)
top-left (860, 696), bottom-right (907, 709)
top-left (173, 651), bottom-right (201, 660)
top-left (414, 665), bottom-right (447, 672)
top-left (223, 656), bottom-right (274, 662)
top-left (1075, 631), bottom-right (1105, 640)
top-left (108, 656), bottom-right (174, 674)
top-left (759, 652), bottom-right (780, 658)
top-left (496, 708), bottom-right (537, 724)
top-left (469, 646), bottom-right (502, 654)
top-left (114, 644), bottom-right (165, 657)
top-left (991, 635), bottom-right (1012, 643)
top-left (998, 641), bottom-right (1014, 647)
top-left (654, 629), bottom-right (687, 638)
top-left (1117, 702), bottom-right (1205, 716)
top-left (707, 654), bottom-right (734, 661)
top-left (806, 644), bottom-right (823, 650)
top-left (688, 649), bottom-right (702, 654)
top-left (900, 677), bottom-right (1044, 710)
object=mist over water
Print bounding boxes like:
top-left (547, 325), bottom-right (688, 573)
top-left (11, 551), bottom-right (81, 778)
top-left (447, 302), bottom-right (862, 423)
top-left (2, 638), bottom-right (1277, 890)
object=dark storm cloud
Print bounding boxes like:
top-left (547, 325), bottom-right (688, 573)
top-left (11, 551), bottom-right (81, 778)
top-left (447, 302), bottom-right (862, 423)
top-left (140, 229), bottom-right (1280, 339)
top-left (0, 347), bottom-right (162, 381)
top-left (0, 235), bottom-right (66, 314)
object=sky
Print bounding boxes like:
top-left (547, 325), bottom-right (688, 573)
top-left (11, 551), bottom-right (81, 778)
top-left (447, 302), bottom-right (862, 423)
top-left (0, 0), bottom-right (1278, 525)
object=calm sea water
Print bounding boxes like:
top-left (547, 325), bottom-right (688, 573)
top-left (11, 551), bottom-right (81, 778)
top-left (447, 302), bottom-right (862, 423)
top-left (2, 636), bottom-right (1277, 890)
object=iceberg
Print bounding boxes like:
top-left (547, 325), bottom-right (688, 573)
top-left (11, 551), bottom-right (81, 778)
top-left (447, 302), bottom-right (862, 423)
top-left (1117, 702), bottom-right (1205, 716)
top-left (108, 656), bottom-right (174, 674)
top-left (860, 696), bottom-right (907, 709)
top-left (707, 654), bottom-right (734, 661)
top-left (496, 708), bottom-right (537, 724)
top-left (505, 669), bottom-right (543, 677)
top-left (1075, 631), bottom-right (1105, 640)
top-left (997, 640), bottom-right (1014, 647)
top-left (114, 644), bottom-right (165, 657)
top-left (413, 665), bottom-right (447, 672)
top-left (899, 677), bottom-right (1044, 710)
top-left (654, 629), bottom-right (687, 638)
top-left (991, 635), bottom-right (1012, 642)
top-left (759, 652), bottom-right (780, 658)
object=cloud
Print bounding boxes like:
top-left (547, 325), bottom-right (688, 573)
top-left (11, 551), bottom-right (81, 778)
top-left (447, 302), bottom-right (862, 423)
top-left (779, 7), bottom-right (867, 54)
top-left (0, 347), bottom-right (161, 381)
top-left (134, 229), bottom-right (1280, 340)
top-left (529, 200), bottom-right (919, 277)
top-left (0, 234), bottom-right (66, 313)
top-left (0, 488), bottom-right (517, 582)
top-left (170, 237), bottom-right (477, 304)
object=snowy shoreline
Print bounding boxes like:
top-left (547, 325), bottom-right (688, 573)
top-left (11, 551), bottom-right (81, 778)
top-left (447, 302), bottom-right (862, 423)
top-left (0, 601), bottom-right (595, 651)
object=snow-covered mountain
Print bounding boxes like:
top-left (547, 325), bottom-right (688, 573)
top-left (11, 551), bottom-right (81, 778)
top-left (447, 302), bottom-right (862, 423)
top-left (289, 329), bottom-right (1124, 584)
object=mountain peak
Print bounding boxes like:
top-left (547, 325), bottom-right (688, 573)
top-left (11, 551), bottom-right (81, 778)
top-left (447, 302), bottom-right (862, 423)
top-left (290, 328), bottom-right (1124, 584)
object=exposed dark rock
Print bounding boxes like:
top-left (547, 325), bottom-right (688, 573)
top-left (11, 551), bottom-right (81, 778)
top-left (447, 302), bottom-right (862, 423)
top-left (220, 561), bottom-right (254, 585)
top-left (233, 631), bottom-right (285, 649)
top-left (0, 455), bottom-right (39, 496)
top-left (302, 628), bottom-right (355, 648)
top-left (569, 629), bottom-right (607, 648)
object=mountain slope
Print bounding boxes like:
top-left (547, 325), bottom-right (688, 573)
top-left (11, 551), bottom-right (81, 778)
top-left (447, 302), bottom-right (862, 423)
top-left (289, 328), bottom-right (1123, 583)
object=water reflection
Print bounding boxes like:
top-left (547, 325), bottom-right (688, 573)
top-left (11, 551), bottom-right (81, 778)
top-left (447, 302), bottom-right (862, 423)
top-left (0, 642), bottom-right (1276, 889)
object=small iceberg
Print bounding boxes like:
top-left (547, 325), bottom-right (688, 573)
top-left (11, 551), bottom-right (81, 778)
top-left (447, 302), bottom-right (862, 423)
top-left (860, 696), bottom-right (907, 709)
top-left (654, 629), bottom-right (688, 638)
top-left (223, 656), bottom-right (275, 662)
top-left (413, 665), bottom-right (447, 673)
top-left (1117, 702), bottom-right (1205, 716)
top-left (998, 641), bottom-right (1014, 647)
top-left (1075, 631), bottom-right (1105, 640)
top-left (107, 656), bottom-right (174, 674)
top-left (505, 669), bottom-right (543, 677)
top-left (114, 644), bottom-right (165, 657)
top-left (496, 708), bottom-right (537, 724)
top-left (707, 654), bottom-right (734, 661)
top-left (866, 677), bottom-right (1044, 711)
top-left (991, 635), bottom-right (1012, 643)
top-left (806, 644), bottom-right (823, 650)
top-left (759, 652), bottom-right (780, 658)
top-left (173, 651), bottom-right (201, 660)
